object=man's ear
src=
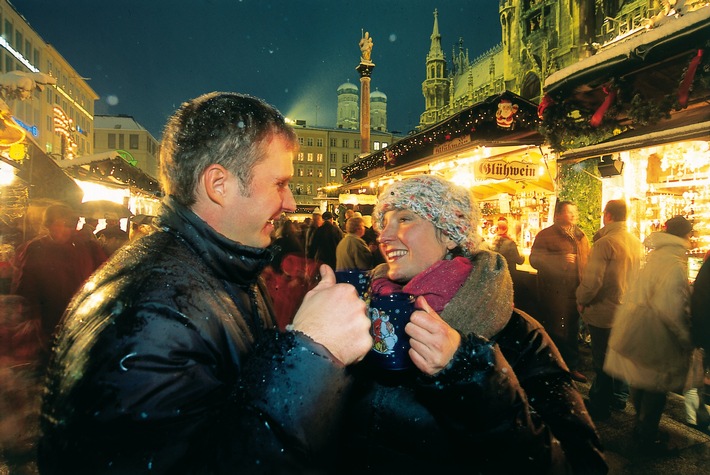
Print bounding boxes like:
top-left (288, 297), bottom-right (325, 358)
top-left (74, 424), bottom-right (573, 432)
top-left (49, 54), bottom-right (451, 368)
top-left (202, 164), bottom-right (230, 206)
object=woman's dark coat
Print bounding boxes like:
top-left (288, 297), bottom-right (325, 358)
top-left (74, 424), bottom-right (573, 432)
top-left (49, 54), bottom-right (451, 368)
top-left (340, 251), bottom-right (607, 474)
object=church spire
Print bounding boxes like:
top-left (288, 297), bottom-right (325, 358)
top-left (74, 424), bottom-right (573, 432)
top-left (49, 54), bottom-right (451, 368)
top-left (427, 9), bottom-right (445, 62)
top-left (420, 9), bottom-right (449, 127)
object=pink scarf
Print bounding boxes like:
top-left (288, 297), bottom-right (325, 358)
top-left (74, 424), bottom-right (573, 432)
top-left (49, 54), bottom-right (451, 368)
top-left (371, 257), bottom-right (473, 313)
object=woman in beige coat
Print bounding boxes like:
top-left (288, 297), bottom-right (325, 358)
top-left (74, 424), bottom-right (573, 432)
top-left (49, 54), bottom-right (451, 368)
top-left (604, 216), bottom-right (694, 453)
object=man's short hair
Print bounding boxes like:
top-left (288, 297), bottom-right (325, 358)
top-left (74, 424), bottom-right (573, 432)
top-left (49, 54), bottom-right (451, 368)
top-left (554, 200), bottom-right (575, 215)
top-left (322, 211), bottom-right (333, 220)
top-left (346, 216), bottom-right (365, 234)
top-left (159, 92), bottom-right (298, 206)
top-left (43, 204), bottom-right (78, 228)
top-left (604, 200), bottom-right (627, 221)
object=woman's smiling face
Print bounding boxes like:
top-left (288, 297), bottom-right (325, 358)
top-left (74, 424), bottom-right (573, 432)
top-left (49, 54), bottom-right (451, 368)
top-left (378, 209), bottom-right (453, 283)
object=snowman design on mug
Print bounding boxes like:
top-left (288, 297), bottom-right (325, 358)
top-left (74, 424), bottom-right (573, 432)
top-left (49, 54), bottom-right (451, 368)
top-left (370, 308), bottom-right (398, 354)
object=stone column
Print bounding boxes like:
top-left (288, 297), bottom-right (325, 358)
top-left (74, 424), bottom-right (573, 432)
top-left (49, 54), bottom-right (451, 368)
top-left (356, 62), bottom-right (374, 156)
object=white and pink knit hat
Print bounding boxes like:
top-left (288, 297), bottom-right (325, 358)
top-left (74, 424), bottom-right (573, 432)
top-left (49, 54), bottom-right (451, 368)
top-left (372, 175), bottom-right (480, 256)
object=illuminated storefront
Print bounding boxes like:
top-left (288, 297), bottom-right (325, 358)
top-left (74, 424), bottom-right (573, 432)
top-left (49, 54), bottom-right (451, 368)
top-left (542, 6), bottom-right (710, 262)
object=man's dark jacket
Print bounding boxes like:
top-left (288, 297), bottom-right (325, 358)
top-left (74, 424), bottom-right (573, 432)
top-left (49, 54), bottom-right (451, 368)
top-left (38, 198), bottom-right (352, 474)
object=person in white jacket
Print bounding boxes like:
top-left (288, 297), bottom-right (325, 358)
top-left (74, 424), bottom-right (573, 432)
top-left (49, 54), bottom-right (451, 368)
top-left (604, 215), bottom-right (694, 453)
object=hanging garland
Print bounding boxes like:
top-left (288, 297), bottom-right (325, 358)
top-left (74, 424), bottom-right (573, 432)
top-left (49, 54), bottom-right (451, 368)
top-left (540, 46), bottom-right (709, 153)
top-left (342, 93), bottom-right (541, 183)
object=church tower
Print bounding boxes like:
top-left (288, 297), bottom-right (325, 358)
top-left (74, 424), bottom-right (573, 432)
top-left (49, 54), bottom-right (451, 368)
top-left (420, 9), bottom-right (449, 127)
top-left (370, 88), bottom-right (387, 131)
top-left (336, 81), bottom-right (359, 130)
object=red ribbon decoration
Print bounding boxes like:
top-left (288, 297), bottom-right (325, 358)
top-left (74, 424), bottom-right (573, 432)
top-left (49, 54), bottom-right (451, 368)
top-left (590, 85), bottom-right (616, 128)
top-left (537, 94), bottom-right (555, 119)
top-left (678, 49), bottom-right (703, 109)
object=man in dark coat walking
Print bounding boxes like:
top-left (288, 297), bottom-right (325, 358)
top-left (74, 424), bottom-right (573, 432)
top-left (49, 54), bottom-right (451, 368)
top-left (530, 200), bottom-right (590, 383)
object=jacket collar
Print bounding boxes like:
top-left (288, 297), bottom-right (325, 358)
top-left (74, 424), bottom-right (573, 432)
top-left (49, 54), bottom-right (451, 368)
top-left (593, 221), bottom-right (626, 241)
top-left (157, 196), bottom-right (272, 285)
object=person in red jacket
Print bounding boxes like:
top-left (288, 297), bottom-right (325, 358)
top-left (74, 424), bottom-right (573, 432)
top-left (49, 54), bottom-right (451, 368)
top-left (12, 204), bottom-right (105, 362)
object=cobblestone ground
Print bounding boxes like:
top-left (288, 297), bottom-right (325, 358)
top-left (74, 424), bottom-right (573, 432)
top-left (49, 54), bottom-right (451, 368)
top-left (575, 341), bottom-right (710, 475)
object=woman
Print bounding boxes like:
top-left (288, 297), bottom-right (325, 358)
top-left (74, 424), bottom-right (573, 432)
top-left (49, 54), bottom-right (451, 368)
top-left (339, 176), bottom-right (607, 474)
top-left (605, 216), bottom-right (694, 452)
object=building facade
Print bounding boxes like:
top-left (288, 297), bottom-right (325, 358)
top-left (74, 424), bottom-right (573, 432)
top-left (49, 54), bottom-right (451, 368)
top-left (93, 115), bottom-right (160, 178)
top-left (419, 1), bottom-right (660, 129)
top-left (290, 124), bottom-right (398, 209)
top-left (0, 0), bottom-right (97, 160)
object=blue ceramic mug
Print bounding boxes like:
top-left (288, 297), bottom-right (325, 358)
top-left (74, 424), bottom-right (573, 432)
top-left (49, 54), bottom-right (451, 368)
top-left (335, 269), bottom-right (370, 300)
top-left (368, 292), bottom-right (416, 370)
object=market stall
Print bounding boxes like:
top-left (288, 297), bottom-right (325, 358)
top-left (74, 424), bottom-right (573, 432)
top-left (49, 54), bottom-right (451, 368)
top-left (541, 5), bottom-right (710, 266)
top-left (341, 91), bottom-right (557, 251)
top-left (59, 151), bottom-right (163, 229)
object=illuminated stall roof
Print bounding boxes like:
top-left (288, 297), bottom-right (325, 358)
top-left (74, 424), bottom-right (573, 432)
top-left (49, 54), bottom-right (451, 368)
top-left (542, 6), bottom-right (710, 157)
top-left (341, 91), bottom-right (550, 201)
top-left (60, 151), bottom-right (162, 197)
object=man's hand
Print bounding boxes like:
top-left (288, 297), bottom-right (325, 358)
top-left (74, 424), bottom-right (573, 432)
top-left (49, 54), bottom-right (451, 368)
top-left (406, 296), bottom-right (461, 375)
top-left (292, 265), bottom-right (372, 365)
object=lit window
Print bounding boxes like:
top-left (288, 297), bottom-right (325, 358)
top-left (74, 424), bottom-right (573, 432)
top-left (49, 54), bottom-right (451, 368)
top-left (373, 141), bottom-right (380, 151)
top-left (329, 168), bottom-right (336, 177)
top-left (316, 153), bottom-right (323, 162)
top-left (297, 152), bottom-right (304, 161)
top-left (317, 170), bottom-right (323, 178)
top-left (307, 153), bottom-right (314, 162)
top-left (307, 168), bottom-right (313, 177)
top-left (297, 168), bottom-right (304, 177)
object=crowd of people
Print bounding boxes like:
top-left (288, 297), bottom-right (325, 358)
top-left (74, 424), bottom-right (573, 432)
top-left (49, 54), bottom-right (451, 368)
top-left (0, 90), bottom-right (708, 474)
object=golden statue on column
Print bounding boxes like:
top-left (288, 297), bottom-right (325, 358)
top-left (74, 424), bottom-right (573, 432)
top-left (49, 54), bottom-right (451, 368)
top-left (359, 30), bottom-right (374, 64)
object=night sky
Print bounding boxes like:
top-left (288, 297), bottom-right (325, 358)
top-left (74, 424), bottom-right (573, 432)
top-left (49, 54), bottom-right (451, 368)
top-left (15, 0), bottom-right (501, 139)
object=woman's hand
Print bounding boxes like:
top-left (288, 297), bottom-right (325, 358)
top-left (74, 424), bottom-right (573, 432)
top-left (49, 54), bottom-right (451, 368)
top-left (406, 296), bottom-right (461, 375)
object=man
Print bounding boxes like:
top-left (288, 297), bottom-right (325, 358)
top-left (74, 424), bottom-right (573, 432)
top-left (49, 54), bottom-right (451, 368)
top-left (96, 213), bottom-right (129, 256)
top-left (76, 217), bottom-right (99, 241)
top-left (305, 210), bottom-right (323, 256)
top-left (12, 204), bottom-right (105, 362)
top-left (309, 210), bottom-right (343, 269)
top-left (336, 216), bottom-right (373, 271)
top-left (576, 200), bottom-right (643, 420)
top-left (38, 92), bottom-right (372, 474)
top-left (530, 200), bottom-right (590, 382)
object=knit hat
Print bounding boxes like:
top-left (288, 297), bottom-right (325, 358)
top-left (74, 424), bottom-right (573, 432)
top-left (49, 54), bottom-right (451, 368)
top-left (373, 175), bottom-right (480, 255)
top-left (664, 215), bottom-right (693, 237)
